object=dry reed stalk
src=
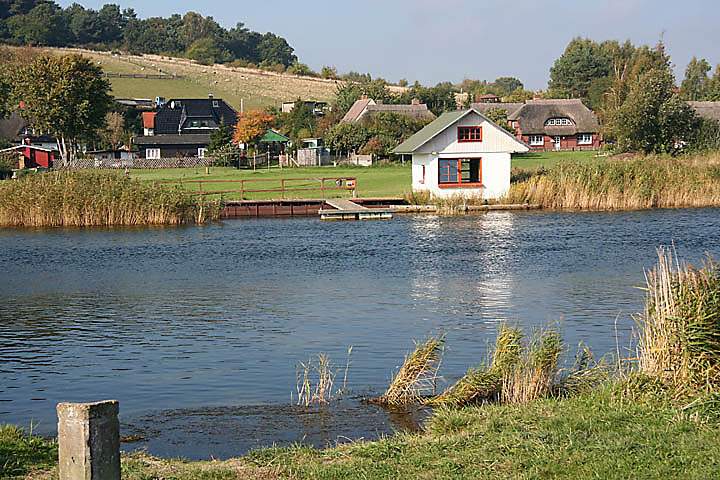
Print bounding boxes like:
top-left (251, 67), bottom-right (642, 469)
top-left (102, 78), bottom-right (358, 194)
top-left (500, 330), bottom-right (563, 405)
top-left (378, 336), bottom-right (444, 407)
top-left (635, 247), bottom-right (720, 391)
top-left (296, 353), bottom-right (337, 407)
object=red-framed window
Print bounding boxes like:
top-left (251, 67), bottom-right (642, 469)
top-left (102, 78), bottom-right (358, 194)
top-left (457, 126), bottom-right (482, 142)
top-left (438, 158), bottom-right (482, 187)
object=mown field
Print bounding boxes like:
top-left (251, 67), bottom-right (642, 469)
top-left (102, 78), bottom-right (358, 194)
top-left (132, 164), bottom-right (412, 200)
top-left (37, 47), bottom-right (341, 110)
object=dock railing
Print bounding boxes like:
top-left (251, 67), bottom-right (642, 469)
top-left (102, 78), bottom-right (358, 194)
top-left (160, 176), bottom-right (358, 199)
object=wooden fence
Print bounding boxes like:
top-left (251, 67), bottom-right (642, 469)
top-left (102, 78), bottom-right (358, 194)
top-left (162, 176), bottom-right (358, 199)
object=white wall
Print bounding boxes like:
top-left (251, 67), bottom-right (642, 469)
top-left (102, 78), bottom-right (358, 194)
top-left (412, 152), bottom-right (511, 200)
top-left (410, 111), bottom-right (525, 200)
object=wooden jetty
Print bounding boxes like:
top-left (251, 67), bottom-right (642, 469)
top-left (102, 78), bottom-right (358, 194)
top-left (319, 198), bottom-right (394, 221)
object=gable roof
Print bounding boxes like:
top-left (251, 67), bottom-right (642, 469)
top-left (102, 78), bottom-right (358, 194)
top-left (260, 129), bottom-right (290, 143)
top-left (508, 99), bottom-right (600, 135)
top-left (689, 101), bottom-right (720, 122)
top-left (393, 108), bottom-right (528, 154)
top-left (364, 104), bottom-right (436, 121)
top-left (341, 98), bottom-right (436, 123)
top-left (341, 98), bottom-right (375, 122)
top-left (154, 98), bottom-right (238, 135)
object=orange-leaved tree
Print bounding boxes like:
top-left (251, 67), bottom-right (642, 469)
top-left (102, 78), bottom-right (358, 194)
top-left (233, 110), bottom-right (275, 150)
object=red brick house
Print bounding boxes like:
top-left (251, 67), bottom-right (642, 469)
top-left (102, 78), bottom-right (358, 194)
top-left (472, 99), bottom-right (602, 151)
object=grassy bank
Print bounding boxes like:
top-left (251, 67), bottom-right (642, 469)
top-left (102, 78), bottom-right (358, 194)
top-left (506, 154), bottom-right (720, 210)
top-left (8, 389), bottom-right (720, 479)
top-left (0, 171), bottom-right (221, 227)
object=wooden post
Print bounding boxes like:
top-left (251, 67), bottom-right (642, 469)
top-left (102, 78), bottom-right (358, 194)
top-left (57, 401), bottom-right (120, 480)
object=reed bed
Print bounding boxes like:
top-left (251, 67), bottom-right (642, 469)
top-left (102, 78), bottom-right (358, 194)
top-left (376, 336), bottom-right (444, 407)
top-left (0, 170), bottom-right (222, 227)
top-left (506, 154), bottom-right (720, 210)
top-left (635, 247), bottom-right (720, 393)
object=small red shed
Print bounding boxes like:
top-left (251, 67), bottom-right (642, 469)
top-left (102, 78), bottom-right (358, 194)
top-left (0, 145), bottom-right (56, 169)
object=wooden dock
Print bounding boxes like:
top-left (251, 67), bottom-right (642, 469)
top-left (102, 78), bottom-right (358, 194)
top-left (319, 198), bottom-right (394, 221)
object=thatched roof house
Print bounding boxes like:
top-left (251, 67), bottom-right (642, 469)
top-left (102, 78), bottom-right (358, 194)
top-left (341, 98), bottom-right (436, 123)
top-left (508, 99), bottom-right (600, 136)
top-left (689, 101), bottom-right (720, 122)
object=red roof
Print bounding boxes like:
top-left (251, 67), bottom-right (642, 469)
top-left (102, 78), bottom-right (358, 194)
top-left (142, 112), bottom-right (157, 129)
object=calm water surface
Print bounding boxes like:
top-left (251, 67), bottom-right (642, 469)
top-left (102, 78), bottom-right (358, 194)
top-left (1, 210), bottom-right (719, 457)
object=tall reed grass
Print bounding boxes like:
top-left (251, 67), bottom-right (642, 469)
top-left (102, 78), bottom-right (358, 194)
top-left (0, 171), bottom-right (222, 227)
top-left (636, 248), bottom-right (720, 393)
top-left (506, 154), bottom-right (720, 210)
top-left (376, 336), bottom-right (444, 407)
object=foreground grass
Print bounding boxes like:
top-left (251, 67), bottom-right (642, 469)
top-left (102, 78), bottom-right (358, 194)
top-left (13, 387), bottom-right (720, 479)
top-left (0, 425), bottom-right (56, 478)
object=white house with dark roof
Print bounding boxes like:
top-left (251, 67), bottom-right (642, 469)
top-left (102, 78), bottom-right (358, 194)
top-left (394, 108), bottom-right (529, 200)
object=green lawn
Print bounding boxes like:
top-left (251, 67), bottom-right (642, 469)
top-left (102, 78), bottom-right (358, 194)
top-left (132, 152), bottom-right (600, 201)
top-left (133, 164), bottom-right (413, 200)
top-left (511, 150), bottom-right (602, 170)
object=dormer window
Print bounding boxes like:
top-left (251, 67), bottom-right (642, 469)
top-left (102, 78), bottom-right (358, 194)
top-left (457, 126), bottom-right (482, 142)
top-left (545, 118), bottom-right (573, 126)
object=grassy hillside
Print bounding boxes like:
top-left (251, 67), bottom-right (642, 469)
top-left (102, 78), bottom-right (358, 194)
top-left (41, 47), bottom-right (341, 110)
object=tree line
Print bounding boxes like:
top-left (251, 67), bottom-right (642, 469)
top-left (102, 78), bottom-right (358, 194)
top-left (0, 1), bottom-right (297, 68)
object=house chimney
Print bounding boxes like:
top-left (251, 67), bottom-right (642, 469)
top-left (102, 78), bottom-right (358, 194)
top-left (411, 98), bottom-right (420, 105)
top-left (360, 94), bottom-right (368, 100)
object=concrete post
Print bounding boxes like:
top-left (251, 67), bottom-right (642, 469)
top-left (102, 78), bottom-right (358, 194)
top-left (57, 400), bottom-right (121, 480)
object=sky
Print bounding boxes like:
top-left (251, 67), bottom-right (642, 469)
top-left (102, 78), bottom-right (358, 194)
top-left (58, 0), bottom-right (720, 90)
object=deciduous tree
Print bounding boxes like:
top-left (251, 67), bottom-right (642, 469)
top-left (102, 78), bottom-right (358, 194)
top-left (11, 54), bottom-right (113, 163)
top-left (613, 68), bottom-right (697, 154)
top-left (233, 110), bottom-right (274, 149)
top-left (680, 57), bottom-right (712, 101)
top-left (548, 38), bottom-right (611, 99)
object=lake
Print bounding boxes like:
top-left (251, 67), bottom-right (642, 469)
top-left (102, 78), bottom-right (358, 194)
top-left (1, 209), bottom-right (719, 458)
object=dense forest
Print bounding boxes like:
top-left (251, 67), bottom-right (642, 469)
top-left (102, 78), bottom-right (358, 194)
top-left (0, 0), bottom-right (297, 67)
